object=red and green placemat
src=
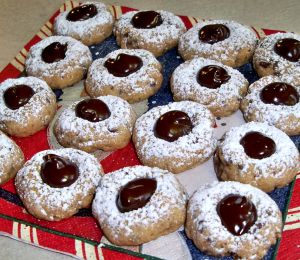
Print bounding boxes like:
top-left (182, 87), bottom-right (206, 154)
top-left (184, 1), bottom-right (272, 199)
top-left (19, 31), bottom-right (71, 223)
top-left (0, 1), bottom-right (299, 259)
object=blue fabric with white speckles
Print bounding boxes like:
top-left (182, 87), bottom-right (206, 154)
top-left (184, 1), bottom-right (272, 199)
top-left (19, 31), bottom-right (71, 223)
top-left (87, 35), bottom-right (296, 260)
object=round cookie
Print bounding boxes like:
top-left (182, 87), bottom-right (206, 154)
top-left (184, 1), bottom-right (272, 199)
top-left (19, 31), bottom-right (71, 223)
top-left (15, 148), bottom-right (103, 221)
top-left (0, 77), bottom-right (56, 137)
top-left (0, 130), bottom-right (24, 185)
top-left (171, 57), bottom-right (249, 116)
top-left (114, 10), bottom-right (186, 57)
top-left (185, 181), bottom-right (282, 259)
top-left (85, 49), bottom-right (163, 103)
top-left (214, 122), bottom-right (300, 192)
top-left (54, 2), bottom-right (114, 46)
top-left (92, 165), bottom-right (187, 245)
top-left (25, 36), bottom-right (92, 89)
top-left (132, 101), bottom-right (217, 173)
top-left (178, 20), bottom-right (258, 67)
top-left (54, 95), bottom-right (136, 153)
top-left (240, 75), bottom-right (300, 135)
top-left (253, 32), bottom-right (300, 78)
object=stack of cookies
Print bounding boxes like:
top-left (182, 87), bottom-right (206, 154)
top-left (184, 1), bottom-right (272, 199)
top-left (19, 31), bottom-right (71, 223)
top-left (1, 2), bottom-right (300, 259)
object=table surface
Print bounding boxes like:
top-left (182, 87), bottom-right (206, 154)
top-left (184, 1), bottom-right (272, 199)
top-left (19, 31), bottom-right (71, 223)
top-left (0, 0), bottom-right (299, 259)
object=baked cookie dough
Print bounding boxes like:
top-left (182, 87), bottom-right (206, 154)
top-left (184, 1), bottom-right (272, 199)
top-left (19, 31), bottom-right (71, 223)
top-left (214, 122), bottom-right (300, 192)
top-left (15, 148), bottom-right (103, 221)
top-left (54, 2), bottom-right (114, 46)
top-left (240, 75), bottom-right (300, 135)
top-left (114, 10), bottom-right (186, 57)
top-left (0, 130), bottom-right (24, 185)
top-left (0, 77), bottom-right (56, 137)
top-left (253, 32), bottom-right (300, 78)
top-left (178, 20), bottom-right (258, 67)
top-left (25, 36), bottom-right (92, 89)
top-left (186, 181), bottom-right (282, 259)
top-left (54, 95), bottom-right (136, 153)
top-left (92, 165), bottom-right (187, 245)
top-left (85, 49), bottom-right (163, 103)
top-left (132, 101), bottom-right (217, 173)
top-left (171, 57), bottom-right (249, 117)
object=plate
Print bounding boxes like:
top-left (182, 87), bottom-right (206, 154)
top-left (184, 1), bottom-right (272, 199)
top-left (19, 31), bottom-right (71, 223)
top-left (0, 1), bottom-right (298, 259)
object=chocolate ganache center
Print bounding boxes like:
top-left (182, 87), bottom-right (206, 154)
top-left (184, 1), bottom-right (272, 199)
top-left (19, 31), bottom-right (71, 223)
top-left (117, 178), bottom-right (157, 213)
top-left (197, 65), bottom-right (231, 89)
top-left (4, 84), bottom-right (35, 110)
top-left (75, 99), bottom-right (111, 122)
top-left (104, 53), bottom-right (143, 77)
top-left (274, 38), bottom-right (300, 62)
top-left (154, 110), bottom-right (193, 142)
top-left (199, 24), bottom-right (230, 44)
top-left (217, 194), bottom-right (257, 236)
top-left (42, 42), bottom-right (68, 63)
top-left (260, 82), bottom-right (299, 106)
top-left (240, 131), bottom-right (276, 159)
top-left (40, 154), bottom-right (79, 188)
top-left (131, 11), bottom-right (163, 29)
top-left (66, 4), bottom-right (98, 22)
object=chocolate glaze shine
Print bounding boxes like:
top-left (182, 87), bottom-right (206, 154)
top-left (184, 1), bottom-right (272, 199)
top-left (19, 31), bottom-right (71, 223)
top-left (4, 84), bottom-right (35, 110)
top-left (260, 82), bottom-right (299, 106)
top-left (40, 154), bottom-right (79, 188)
top-left (131, 11), bottom-right (163, 29)
top-left (274, 38), bottom-right (300, 62)
top-left (104, 53), bottom-right (143, 77)
top-left (217, 194), bottom-right (257, 236)
top-left (197, 65), bottom-right (231, 89)
top-left (199, 24), bottom-right (230, 44)
top-left (154, 110), bottom-right (193, 142)
top-left (240, 131), bottom-right (276, 159)
top-left (117, 178), bottom-right (157, 213)
top-left (75, 99), bottom-right (111, 122)
top-left (66, 4), bottom-right (98, 22)
top-left (41, 42), bottom-right (68, 63)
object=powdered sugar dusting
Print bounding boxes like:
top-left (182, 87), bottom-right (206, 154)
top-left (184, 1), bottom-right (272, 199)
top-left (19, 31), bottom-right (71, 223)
top-left (15, 148), bottom-right (102, 220)
top-left (220, 122), bottom-right (300, 178)
top-left (55, 95), bottom-right (135, 147)
top-left (114, 10), bottom-right (186, 46)
top-left (25, 36), bottom-right (92, 78)
top-left (86, 48), bottom-right (161, 96)
top-left (241, 75), bottom-right (300, 128)
top-left (0, 77), bottom-right (56, 125)
top-left (188, 181), bottom-right (282, 257)
top-left (178, 20), bottom-right (257, 62)
top-left (54, 2), bottom-right (114, 40)
top-left (253, 32), bottom-right (300, 75)
top-left (0, 131), bottom-right (23, 181)
top-left (0, 131), bottom-right (16, 157)
top-left (171, 57), bottom-right (248, 108)
top-left (134, 101), bottom-right (217, 166)
top-left (92, 165), bottom-right (187, 237)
